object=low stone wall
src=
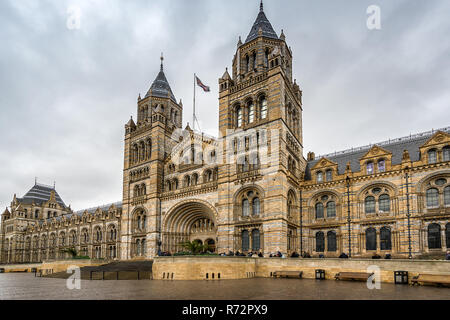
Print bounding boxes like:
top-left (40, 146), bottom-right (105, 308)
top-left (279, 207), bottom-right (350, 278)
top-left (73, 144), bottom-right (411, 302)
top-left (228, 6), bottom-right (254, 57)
top-left (0, 259), bottom-right (106, 274)
top-left (0, 263), bottom-right (42, 273)
top-left (153, 256), bottom-right (450, 283)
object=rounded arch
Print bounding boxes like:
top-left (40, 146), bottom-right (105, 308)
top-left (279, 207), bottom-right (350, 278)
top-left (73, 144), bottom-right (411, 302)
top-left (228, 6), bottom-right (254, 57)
top-left (307, 189), bottom-right (342, 207)
top-left (232, 184), bottom-right (265, 204)
top-left (416, 169), bottom-right (450, 193)
top-left (356, 181), bottom-right (398, 199)
top-left (163, 199), bottom-right (218, 234)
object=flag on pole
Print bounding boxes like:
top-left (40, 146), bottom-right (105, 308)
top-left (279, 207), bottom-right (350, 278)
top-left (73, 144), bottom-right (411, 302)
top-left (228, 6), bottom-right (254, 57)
top-left (196, 76), bottom-right (210, 92)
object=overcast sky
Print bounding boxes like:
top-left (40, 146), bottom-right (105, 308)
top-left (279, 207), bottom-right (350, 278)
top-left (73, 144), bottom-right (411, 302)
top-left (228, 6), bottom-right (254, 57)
top-left (1, 0), bottom-right (449, 211)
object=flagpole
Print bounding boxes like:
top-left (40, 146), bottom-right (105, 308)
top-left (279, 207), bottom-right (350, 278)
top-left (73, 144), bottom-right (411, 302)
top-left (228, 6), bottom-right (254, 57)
top-left (193, 73), bottom-right (196, 131)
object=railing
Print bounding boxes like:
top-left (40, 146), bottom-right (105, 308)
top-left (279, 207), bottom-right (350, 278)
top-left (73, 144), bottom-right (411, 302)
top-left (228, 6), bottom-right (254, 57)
top-left (229, 72), bottom-right (268, 94)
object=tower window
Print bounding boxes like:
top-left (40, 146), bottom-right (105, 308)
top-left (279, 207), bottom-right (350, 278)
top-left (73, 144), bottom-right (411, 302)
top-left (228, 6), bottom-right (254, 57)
top-left (236, 106), bottom-right (243, 127)
top-left (259, 96), bottom-right (267, 119)
top-left (248, 102), bottom-right (255, 123)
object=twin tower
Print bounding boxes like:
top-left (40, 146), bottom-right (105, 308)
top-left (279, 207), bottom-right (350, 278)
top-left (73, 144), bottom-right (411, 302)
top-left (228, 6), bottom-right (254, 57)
top-left (121, 2), bottom-right (304, 258)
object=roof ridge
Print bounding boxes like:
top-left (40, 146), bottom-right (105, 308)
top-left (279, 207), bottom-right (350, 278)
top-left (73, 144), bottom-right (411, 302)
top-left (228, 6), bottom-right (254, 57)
top-left (315, 126), bottom-right (450, 160)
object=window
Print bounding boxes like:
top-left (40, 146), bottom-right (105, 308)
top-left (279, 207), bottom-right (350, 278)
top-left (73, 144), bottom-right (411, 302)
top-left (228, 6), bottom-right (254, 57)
top-left (236, 106), bottom-right (243, 127)
top-left (428, 223), bottom-right (441, 249)
top-left (316, 171), bottom-right (323, 183)
top-left (444, 147), bottom-right (450, 162)
top-left (252, 52), bottom-right (257, 70)
top-left (380, 227), bottom-right (392, 250)
top-left (327, 231), bottom-right (337, 252)
top-left (259, 96), bottom-right (267, 119)
top-left (365, 196), bottom-right (375, 214)
top-left (251, 229), bottom-right (260, 251)
top-left (426, 188), bottom-right (439, 208)
top-left (366, 162), bottom-right (374, 175)
top-left (444, 186), bottom-right (450, 206)
top-left (366, 228), bottom-right (377, 251)
top-left (242, 230), bottom-right (249, 251)
top-left (242, 199), bottom-right (249, 216)
top-left (326, 201), bottom-right (336, 218)
top-left (315, 232), bottom-right (324, 252)
top-left (325, 170), bottom-right (332, 182)
top-left (248, 102), bottom-right (255, 123)
top-left (245, 55), bottom-right (250, 72)
top-left (428, 149), bottom-right (437, 164)
top-left (378, 194), bottom-right (390, 212)
top-left (315, 203), bottom-right (324, 219)
top-left (264, 49), bottom-right (269, 67)
top-left (252, 198), bottom-right (260, 215)
top-left (378, 160), bottom-right (385, 172)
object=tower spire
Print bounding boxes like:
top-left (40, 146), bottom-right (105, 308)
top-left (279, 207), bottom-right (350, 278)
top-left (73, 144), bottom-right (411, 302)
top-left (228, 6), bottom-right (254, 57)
top-left (160, 52), bottom-right (164, 71)
top-left (260, 0), bottom-right (263, 12)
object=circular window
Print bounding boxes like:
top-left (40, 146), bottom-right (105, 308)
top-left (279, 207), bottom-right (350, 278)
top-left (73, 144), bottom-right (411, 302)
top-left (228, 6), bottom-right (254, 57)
top-left (435, 178), bottom-right (447, 186)
top-left (321, 195), bottom-right (329, 201)
top-left (372, 188), bottom-right (381, 194)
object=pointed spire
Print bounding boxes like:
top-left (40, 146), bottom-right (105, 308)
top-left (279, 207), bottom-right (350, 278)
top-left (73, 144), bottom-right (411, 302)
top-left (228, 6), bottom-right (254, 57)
top-left (245, 1), bottom-right (278, 43)
top-left (160, 52), bottom-right (164, 71)
top-left (260, 0), bottom-right (264, 12)
top-left (280, 29), bottom-right (285, 41)
top-left (237, 36), bottom-right (242, 47)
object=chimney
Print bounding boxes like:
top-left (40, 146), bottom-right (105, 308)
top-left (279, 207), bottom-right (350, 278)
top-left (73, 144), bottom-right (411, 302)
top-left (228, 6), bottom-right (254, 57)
top-left (307, 152), bottom-right (315, 161)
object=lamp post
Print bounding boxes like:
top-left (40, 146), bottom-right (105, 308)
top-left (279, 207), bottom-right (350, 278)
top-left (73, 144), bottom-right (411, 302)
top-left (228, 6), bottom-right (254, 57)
top-left (346, 176), bottom-right (351, 258)
top-left (299, 189), bottom-right (303, 256)
top-left (405, 167), bottom-right (412, 259)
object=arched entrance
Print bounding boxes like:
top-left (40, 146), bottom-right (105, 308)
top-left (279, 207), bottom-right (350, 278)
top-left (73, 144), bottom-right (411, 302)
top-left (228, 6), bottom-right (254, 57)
top-left (163, 200), bottom-right (217, 254)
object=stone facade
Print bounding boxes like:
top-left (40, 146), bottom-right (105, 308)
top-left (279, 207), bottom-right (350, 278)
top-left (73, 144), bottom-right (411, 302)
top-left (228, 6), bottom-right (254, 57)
top-left (1, 3), bottom-right (449, 263)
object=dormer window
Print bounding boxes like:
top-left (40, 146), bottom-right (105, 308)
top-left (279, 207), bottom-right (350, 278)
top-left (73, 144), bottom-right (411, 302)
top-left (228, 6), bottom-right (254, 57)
top-left (443, 146), bottom-right (450, 162)
top-left (366, 161), bottom-right (374, 175)
top-left (317, 171), bottom-right (323, 183)
top-left (428, 149), bottom-right (437, 164)
top-left (378, 159), bottom-right (386, 173)
top-left (325, 169), bottom-right (332, 182)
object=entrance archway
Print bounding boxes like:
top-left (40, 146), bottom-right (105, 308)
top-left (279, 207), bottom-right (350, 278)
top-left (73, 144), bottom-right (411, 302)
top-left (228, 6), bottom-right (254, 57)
top-left (162, 200), bottom-right (217, 254)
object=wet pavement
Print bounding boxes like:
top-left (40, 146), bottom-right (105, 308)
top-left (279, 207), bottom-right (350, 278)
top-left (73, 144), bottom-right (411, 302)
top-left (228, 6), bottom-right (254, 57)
top-left (0, 274), bottom-right (449, 300)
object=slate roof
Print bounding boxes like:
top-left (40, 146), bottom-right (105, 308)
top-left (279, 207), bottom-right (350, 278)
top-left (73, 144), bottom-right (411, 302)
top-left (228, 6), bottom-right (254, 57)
top-left (145, 65), bottom-right (176, 103)
top-left (18, 184), bottom-right (67, 208)
top-left (245, 3), bottom-right (279, 43)
top-left (305, 127), bottom-right (450, 180)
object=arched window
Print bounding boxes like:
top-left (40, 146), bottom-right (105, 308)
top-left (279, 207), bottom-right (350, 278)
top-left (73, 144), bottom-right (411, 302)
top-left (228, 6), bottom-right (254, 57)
top-left (252, 198), bottom-right (260, 215)
top-left (315, 203), bottom-right (324, 219)
top-left (378, 194), bottom-right (390, 212)
top-left (326, 201), bottom-right (336, 218)
top-left (428, 223), bottom-right (441, 249)
top-left (245, 55), bottom-right (250, 72)
top-left (248, 101), bottom-right (255, 123)
top-left (242, 199), bottom-right (249, 216)
top-left (380, 227), bottom-right (392, 250)
top-left (315, 232), bottom-right (324, 252)
top-left (327, 231), bottom-right (337, 252)
top-left (251, 229), bottom-right (260, 251)
top-left (316, 171), bottom-right (323, 183)
top-left (259, 96), bottom-right (267, 119)
top-left (252, 51), bottom-right (257, 70)
top-left (236, 106), bottom-right (243, 127)
top-left (325, 169), bottom-right (332, 182)
top-left (426, 188), bottom-right (439, 208)
top-left (366, 228), bottom-right (377, 251)
top-left (366, 162), bottom-right (374, 175)
top-left (264, 49), bottom-right (269, 67)
top-left (444, 186), bottom-right (450, 206)
top-left (443, 147), bottom-right (450, 162)
top-left (365, 196), bottom-right (375, 214)
top-left (141, 239), bottom-right (146, 256)
top-left (428, 149), bottom-right (437, 164)
top-left (242, 230), bottom-right (249, 251)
